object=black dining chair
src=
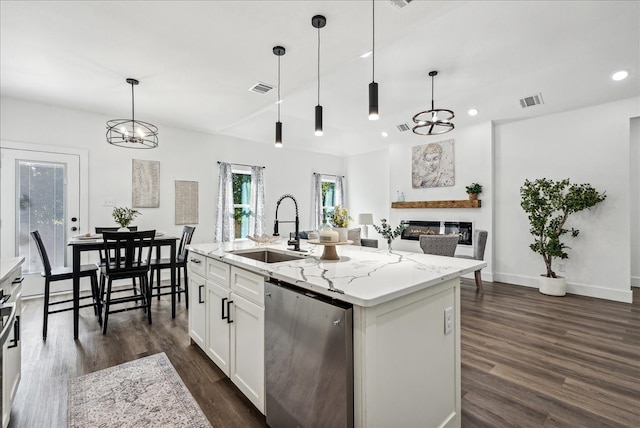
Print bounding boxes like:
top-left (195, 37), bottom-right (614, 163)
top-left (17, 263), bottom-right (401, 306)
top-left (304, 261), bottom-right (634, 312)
top-left (31, 230), bottom-right (100, 340)
top-left (94, 226), bottom-right (138, 266)
top-left (99, 230), bottom-right (155, 334)
top-left (149, 226), bottom-right (195, 308)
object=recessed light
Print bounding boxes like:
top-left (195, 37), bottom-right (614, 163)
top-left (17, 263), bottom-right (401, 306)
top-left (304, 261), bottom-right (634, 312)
top-left (611, 70), bottom-right (628, 81)
top-left (381, 131), bottom-right (389, 137)
top-left (468, 108), bottom-right (478, 116)
top-left (360, 50), bottom-right (372, 58)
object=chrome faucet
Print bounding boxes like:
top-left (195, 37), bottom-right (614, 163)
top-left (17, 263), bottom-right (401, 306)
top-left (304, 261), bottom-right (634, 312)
top-left (273, 194), bottom-right (300, 252)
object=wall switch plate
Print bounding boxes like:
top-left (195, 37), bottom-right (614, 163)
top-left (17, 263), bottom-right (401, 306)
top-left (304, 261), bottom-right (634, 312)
top-left (444, 307), bottom-right (453, 335)
top-left (103, 199), bottom-right (117, 207)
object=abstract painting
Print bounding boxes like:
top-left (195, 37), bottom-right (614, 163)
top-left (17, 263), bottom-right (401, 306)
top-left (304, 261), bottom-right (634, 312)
top-left (132, 159), bottom-right (160, 207)
top-left (175, 180), bottom-right (198, 224)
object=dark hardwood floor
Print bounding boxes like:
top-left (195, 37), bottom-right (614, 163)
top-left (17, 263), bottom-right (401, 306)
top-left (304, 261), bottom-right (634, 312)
top-left (8, 280), bottom-right (640, 427)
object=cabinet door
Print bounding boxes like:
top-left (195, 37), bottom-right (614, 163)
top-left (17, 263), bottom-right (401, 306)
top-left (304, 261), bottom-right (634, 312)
top-left (205, 280), bottom-right (230, 376)
top-left (187, 274), bottom-right (206, 349)
top-left (230, 292), bottom-right (265, 413)
top-left (2, 285), bottom-right (21, 428)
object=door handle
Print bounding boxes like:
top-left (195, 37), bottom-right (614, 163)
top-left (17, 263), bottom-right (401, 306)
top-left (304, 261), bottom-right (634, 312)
top-left (8, 315), bottom-right (19, 349)
top-left (221, 297), bottom-right (228, 320)
top-left (198, 285), bottom-right (204, 303)
top-left (227, 300), bottom-right (234, 324)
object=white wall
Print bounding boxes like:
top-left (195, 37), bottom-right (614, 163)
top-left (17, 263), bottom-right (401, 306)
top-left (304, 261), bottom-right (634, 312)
top-left (494, 97), bottom-right (639, 303)
top-left (345, 122), bottom-right (494, 281)
top-left (0, 97), bottom-right (343, 247)
top-left (630, 116), bottom-right (640, 287)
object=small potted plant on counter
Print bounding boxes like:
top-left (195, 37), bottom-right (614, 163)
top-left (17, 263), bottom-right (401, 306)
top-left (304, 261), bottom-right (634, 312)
top-left (373, 219), bottom-right (406, 252)
top-left (520, 178), bottom-right (606, 296)
top-left (112, 206), bottom-right (141, 231)
top-left (465, 183), bottom-right (483, 200)
top-left (328, 205), bottom-right (353, 242)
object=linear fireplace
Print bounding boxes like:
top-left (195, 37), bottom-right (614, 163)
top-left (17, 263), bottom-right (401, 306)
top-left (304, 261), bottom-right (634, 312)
top-left (401, 220), bottom-right (473, 245)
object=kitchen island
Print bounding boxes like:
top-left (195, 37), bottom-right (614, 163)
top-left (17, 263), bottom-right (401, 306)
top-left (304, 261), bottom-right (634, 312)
top-left (187, 239), bottom-right (485, 428)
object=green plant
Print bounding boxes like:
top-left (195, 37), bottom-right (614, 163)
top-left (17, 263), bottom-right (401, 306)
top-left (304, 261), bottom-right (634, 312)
top-left (328, 205), bottom-right (353, 228)
top-left (372, 219), bottom-right (406, 244)
top-left (520, 178), bottom-right (606, 278)
top-left (465, 183), bottom-right (483, 194)
top-left (112, 206), bottom-right (141, 228)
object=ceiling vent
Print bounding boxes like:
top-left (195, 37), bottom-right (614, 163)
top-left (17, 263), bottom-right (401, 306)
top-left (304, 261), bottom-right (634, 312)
top-left (248, 82), bottom-right (275, 94)
top-left (397, 123), bottom-right (411, 132)
top-left (388, 0), bottom-right (413, 9)
top-left (519, 93), bottom-right (544, 108)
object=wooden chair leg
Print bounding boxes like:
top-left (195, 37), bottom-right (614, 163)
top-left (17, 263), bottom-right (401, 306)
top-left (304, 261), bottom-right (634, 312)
top-left (156, 266), bottom-right (161, 300)
top-left (144, 274), bottom-right (152, 325)
top-left (177, 267), bottom-right (181, 302)
top-left (474, 270), bottom-right (484, 294)
top-left (43, 279), bottom-right (50, 340)
top-left (103, 279), bottom-right (112, 334)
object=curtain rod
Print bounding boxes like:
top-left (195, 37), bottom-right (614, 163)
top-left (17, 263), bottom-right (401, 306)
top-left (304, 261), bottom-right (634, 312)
top-left (217, 161), bottom-right (265, 169)
top-left (314, 172), bottom-right (344, 178)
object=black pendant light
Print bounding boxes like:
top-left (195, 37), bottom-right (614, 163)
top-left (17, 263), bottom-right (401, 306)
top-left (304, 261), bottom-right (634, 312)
top-left (369, 0), bottom-right (379, 120)
top-left (106, 78), bottom-right (158, 148)
top-left (273, 46), bottom-right (285, 148)
top-left (312, 15), bottom-right (326, 136)
top-left (412, 71), bottom-right (455, 135)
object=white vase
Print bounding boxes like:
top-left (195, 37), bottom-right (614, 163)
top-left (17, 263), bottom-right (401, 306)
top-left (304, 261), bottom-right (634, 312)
top-left (117, 227), bottom-right (130, 232)
top-left (334, 227), bottom-right (348, 242)
top-left (539, 275), bottom-right (566, 296)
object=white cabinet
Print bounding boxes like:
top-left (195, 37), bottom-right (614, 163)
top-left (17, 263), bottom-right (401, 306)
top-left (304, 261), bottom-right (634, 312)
top-left (187, 255), bottom-right (265, 413)
top-left (1, 258), bottom-right (23, 428)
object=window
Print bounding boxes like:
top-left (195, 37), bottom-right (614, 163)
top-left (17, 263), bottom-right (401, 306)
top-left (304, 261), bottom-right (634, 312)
top-left (321, 178), bottom-right (336, 222)
top-left (232, 171), bottom-right (251, 239)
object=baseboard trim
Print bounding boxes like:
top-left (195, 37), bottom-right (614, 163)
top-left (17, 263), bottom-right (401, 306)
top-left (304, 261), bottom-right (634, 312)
top-left (493, 272), bottom-right (633, 303)
top-left (631, 276), bottom-right (640, 287)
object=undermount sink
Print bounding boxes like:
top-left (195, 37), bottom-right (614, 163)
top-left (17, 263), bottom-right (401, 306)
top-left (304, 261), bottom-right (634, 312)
top-left (229, 249), bottom-right (308, 264)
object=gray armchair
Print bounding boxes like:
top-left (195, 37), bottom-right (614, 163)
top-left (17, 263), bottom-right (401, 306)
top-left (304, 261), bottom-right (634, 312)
top-left (455, 229), bottom-right (488, 293)
top-left (419, 234), bottom-right (459, 257)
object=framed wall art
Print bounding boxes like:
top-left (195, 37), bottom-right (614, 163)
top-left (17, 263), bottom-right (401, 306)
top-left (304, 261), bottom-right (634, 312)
top-left (412, 139), bottom-right (455, 188)
top-left (132, 159), bottom-right (160, 208)
top-left (175, 180), bottom-right (199, 225)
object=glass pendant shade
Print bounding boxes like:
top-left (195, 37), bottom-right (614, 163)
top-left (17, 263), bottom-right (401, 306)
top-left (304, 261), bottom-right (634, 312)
top-left (106, 78), bottom-right (158, 149)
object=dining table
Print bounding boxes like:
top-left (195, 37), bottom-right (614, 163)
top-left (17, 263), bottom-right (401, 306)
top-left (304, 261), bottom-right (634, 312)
top-left (68, 232), bottom-right (179, 340)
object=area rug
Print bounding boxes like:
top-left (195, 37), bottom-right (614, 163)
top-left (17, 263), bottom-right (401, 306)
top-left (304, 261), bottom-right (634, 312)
top-left (68, 352), bottom-right (211, 428)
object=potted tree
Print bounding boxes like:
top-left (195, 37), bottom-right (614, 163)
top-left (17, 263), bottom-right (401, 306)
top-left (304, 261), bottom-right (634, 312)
top-left (520, 178), bottom-right (606, 296)
top-left (465, 183), bottom-right (483, 201)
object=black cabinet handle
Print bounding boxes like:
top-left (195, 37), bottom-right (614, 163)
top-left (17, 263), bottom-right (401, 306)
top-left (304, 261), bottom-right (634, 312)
top-left (227, 300), bottom-right (234, 324)
top-left (221, 297), bottom-right (228, 320)
top-left (190, 258), bottom-right (202, 264)
top-left (8, 315), bottom-right (19, 349)
top-left (198, 285), bottom-right (204, 303)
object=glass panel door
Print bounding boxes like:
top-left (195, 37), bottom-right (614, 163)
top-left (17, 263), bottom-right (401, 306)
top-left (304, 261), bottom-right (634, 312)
top-left (1, 147), bottom-right (80, 296)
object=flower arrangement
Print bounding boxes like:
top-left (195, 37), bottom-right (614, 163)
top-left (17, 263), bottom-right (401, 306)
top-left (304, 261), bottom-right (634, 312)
top-left (328, 205), bottom-right (353, 228)
top-left (372, 219), bottom-right (406, 250)
top-left (112, 206), bottom-right (140, 228)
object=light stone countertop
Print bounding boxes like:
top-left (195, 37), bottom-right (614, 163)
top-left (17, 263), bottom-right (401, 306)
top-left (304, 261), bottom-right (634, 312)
top-left (188, 239), bottom-right (485, 307)
top-left (0, 257), bottom-right (24, 284)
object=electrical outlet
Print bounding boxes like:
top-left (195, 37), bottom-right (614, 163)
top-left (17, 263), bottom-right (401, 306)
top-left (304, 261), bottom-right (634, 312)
top-left (558, 262), bottom-right (566, 272)
top-left (444, 307), bottom-right (453, 335)
top-left (103, 199), bottom-right (117, 207)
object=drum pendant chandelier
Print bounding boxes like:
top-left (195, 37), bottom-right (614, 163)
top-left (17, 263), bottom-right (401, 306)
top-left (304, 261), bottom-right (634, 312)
top-left (106, 78), bottom-right (159, 149)
top-left (412, 71), bottom-right (455, 136)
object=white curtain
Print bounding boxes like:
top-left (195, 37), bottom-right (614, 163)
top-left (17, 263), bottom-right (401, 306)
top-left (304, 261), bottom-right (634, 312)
top-left (214, 162), bottom-right (234, 242)
top-left (334, 175), bottom-right (344, 207)
top-left (313, 173), bottom-right (323, 230)
top-left (249, 166), bottom-right (266, 236)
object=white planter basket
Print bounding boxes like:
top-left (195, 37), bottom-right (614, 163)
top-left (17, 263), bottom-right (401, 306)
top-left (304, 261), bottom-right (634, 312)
top-left (539, 275), bottom-right (566, 296)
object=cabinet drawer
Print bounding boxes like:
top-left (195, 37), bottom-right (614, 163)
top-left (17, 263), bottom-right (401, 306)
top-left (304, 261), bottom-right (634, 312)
top-left (230, 266), bottom-right (264, 306)
top-left (187, 252), bottom-right (206, 277)
top-left (207, 258), bottom-right (230, 285)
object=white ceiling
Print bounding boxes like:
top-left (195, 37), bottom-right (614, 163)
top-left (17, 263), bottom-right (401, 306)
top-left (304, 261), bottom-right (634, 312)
top-left (1, 1), bottom-right (638, 156)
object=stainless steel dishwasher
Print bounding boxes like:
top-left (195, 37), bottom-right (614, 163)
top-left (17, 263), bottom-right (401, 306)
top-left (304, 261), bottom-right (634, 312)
top-left (265, 279), bottom-right (353, 428)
